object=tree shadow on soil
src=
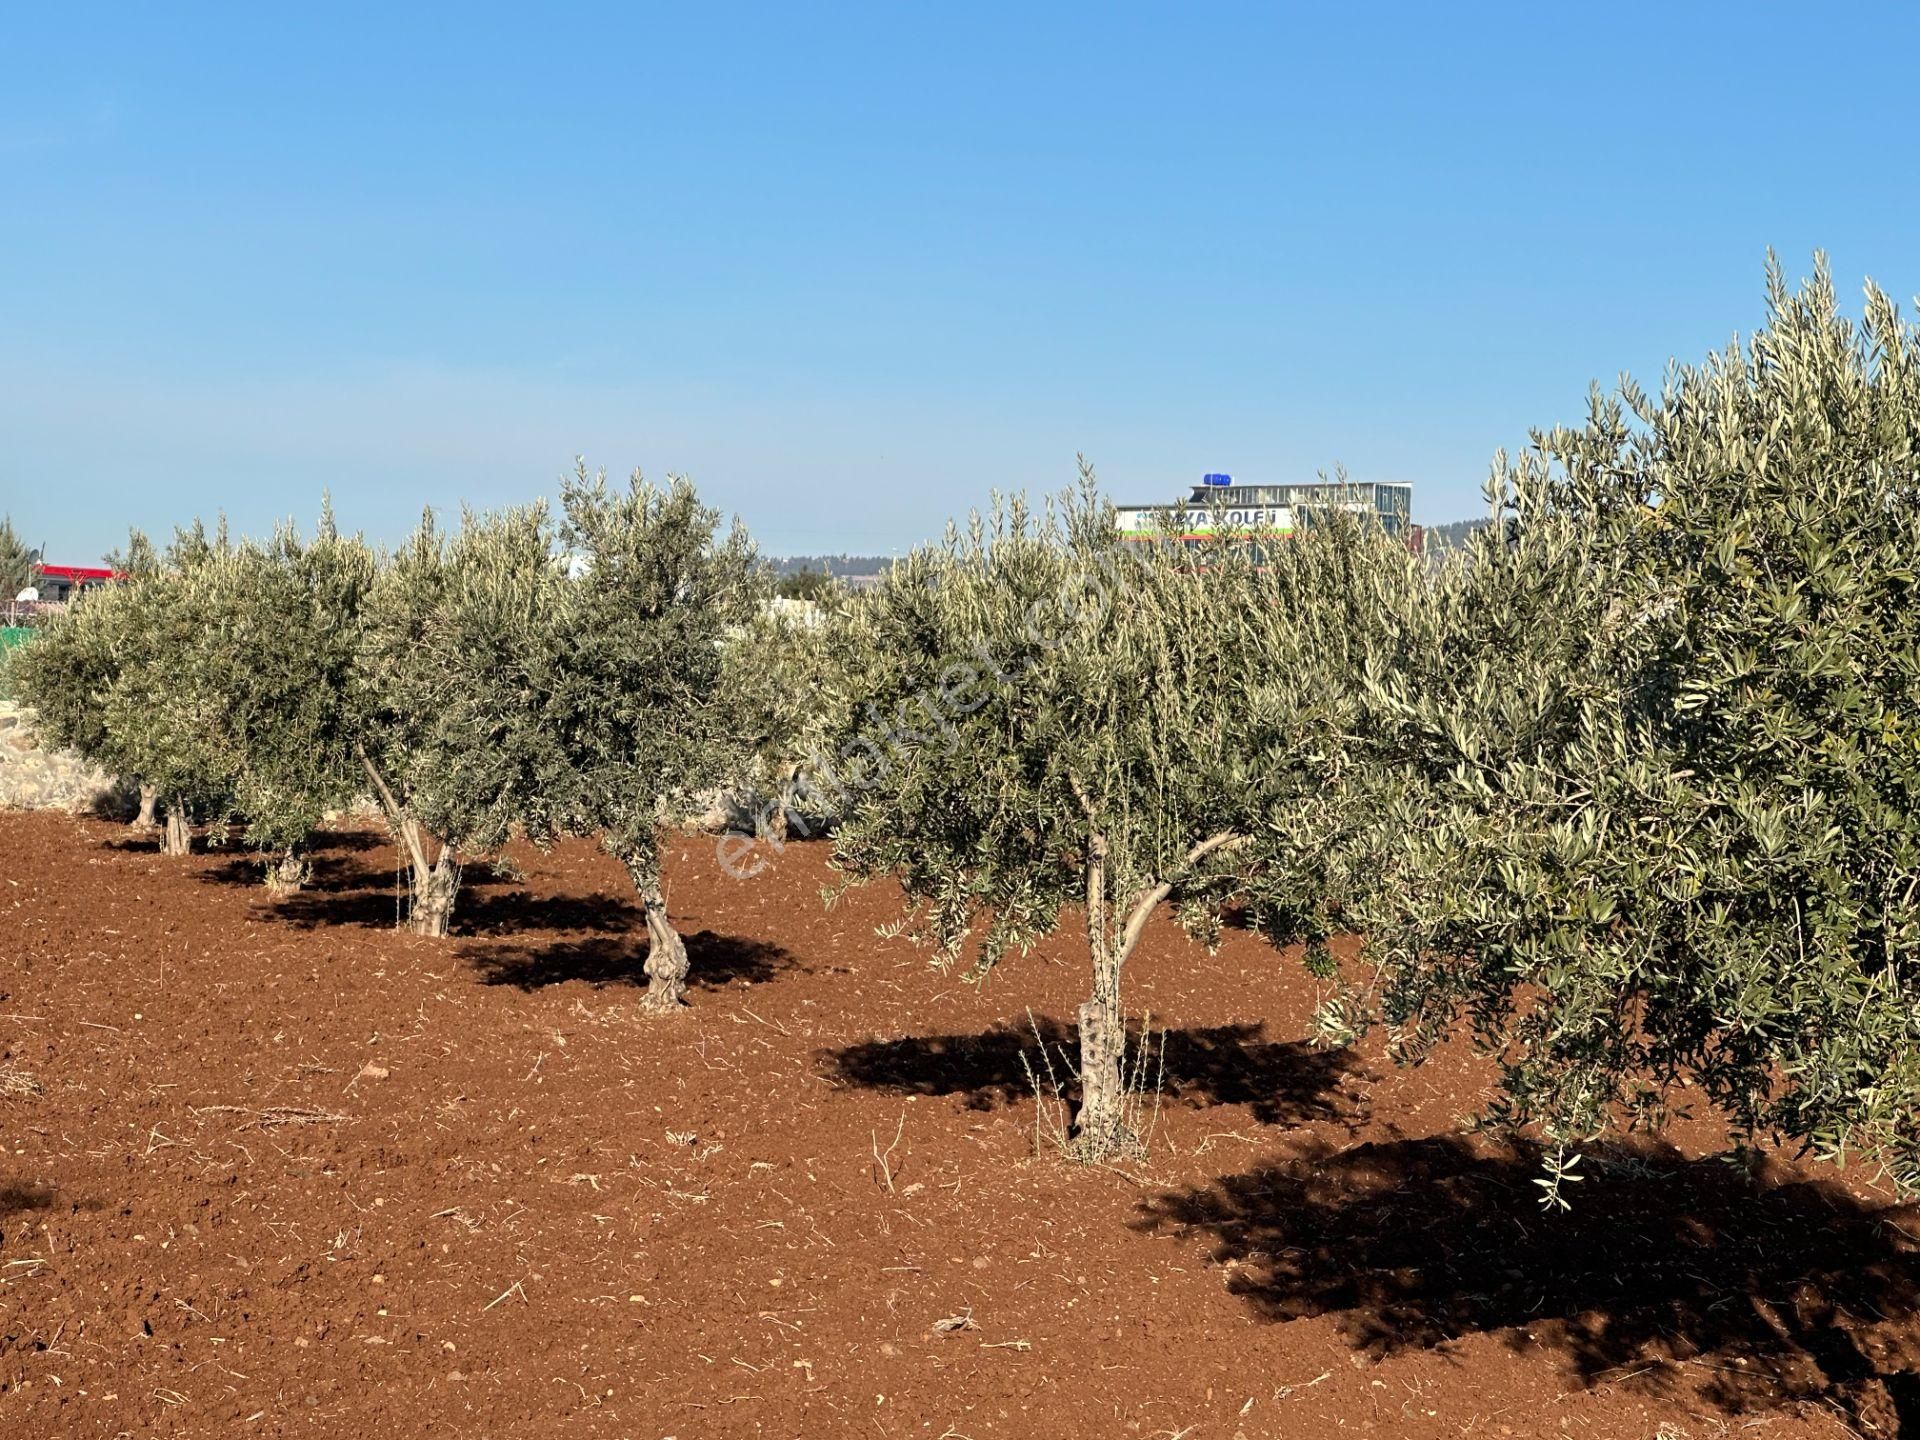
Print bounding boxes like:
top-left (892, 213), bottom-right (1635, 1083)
top-left (223, 841), bottom-right (525, 931)
top-left (250, 852), bottom-right (416, 929)
top-left (463, 930), bottom-right (794, 993)
top-left (109, 824), bottom-right (392, 860)
top-left (456, 889), bottom-right (644, 934)
top-left (823, 1018), bottom-right (1365, 1126)
top-left (1134, 1133), bottom-right (1920, 1431)
top-left (101, 833), bottom-right (163, 855)
top-left (0, 1182), bottom-right (57, 1217)
top-left (197, 830), bottom-right (390, 891)
top-left (83, 780), bottom-right (144, 823)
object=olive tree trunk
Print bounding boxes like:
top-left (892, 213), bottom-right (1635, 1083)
top-left (134, 784), bottom-right (158, 829)
top-left (265, 846), bottom-right (311, 897)
top-left (1075, 982), bottom-right (1129, 1159)
top-left (622, 848), bottom-right (690, 1013)
top-left (1073, 840), bottom-right (1133, 1159)
top-left (1071, 830), bottom-right (1244, 1162)
top-left (409, 847), bottom-right (459, 937)
top-left (359, 751), bottom-right (460, 937)
top-left (161, 798), bottom-right (192, 857)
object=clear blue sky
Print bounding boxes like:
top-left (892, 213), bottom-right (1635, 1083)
top-left (4, 3), bottom-right (1917, 561)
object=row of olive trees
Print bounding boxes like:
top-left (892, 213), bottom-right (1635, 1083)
top-left (818, 259), bottom-right (1920, 1189)
top-left (12, 467), bottom-right (766, 1008)
top-left (14, 259), bottom-right (1918, 1193)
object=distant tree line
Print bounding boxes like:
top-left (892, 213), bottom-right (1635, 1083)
top-left (773, 569), bottom-right (836, 601)
top-left (761, 553), bottom-right (893, 578)
top-left (1420, 516), bottom-right (1490, 552)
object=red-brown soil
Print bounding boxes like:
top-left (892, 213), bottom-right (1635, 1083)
top-left (2, 812), bottom-right (1918, 1439)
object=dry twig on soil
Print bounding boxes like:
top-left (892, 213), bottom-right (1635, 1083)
top-left (872, 1111), bottom-right (906, 1192)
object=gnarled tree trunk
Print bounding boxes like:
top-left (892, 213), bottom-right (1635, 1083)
top-left (409, 847), bottom-right (459, 937)
top-left (641, 896), bottom-right (690, 1011)
top-left (265, 846), bottom-right (311, 897)
top-left (622, 848), bottom-right (690, 1012)
top-left (359, 750), bottom-right (460, 938)
top-left (161, 798), bottom-right (192, 857)
top-left (135, 784), bottom-right (158, 829)
top-left (1074, 990), bottom-right (1129, 1158)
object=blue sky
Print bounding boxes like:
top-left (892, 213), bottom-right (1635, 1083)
top-left (4, 4), bottom-right (1917, 561)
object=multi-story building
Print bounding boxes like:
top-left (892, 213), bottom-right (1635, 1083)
top-left (1115, 474), bottom-right (1417, 549)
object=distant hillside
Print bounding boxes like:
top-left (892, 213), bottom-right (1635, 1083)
top-left (761, 553), bottom-right (895, 579)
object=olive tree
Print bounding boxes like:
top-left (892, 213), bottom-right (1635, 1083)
top-left (14, 526), bottom-right (229, 851)
top-left (391, 466), bottom-right (764, 996)
top-left (355, 470), bottom-right (761, 964)
top-left (10, 531), bottom-right (160, 822)
top-left (355, 508), bottom-right (540, 936)
top-left (827, 467), bottom-right (1413, 1158)
top-left (1344, 258), bottom-right (1920, 1197)
top-left (717, 583), bottom-right (866, 844)
top-left (529, 466), bottom-right (766, 1010)
top-left (9, 560), bottom-right (143, 811)
top-left (106, 523), bottom-right (242, 853)
top-left (195, 507), bottom-right (376, 892)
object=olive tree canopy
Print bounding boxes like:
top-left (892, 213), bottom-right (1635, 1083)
top-left (15, 523), bottom-right (235, 853)
top-left (1342, 258), bottom-right (1920, 1199)
top-left (194, 505), bottom-right (376, 891)
top-left (11, 532), bottom-right (171, 832)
